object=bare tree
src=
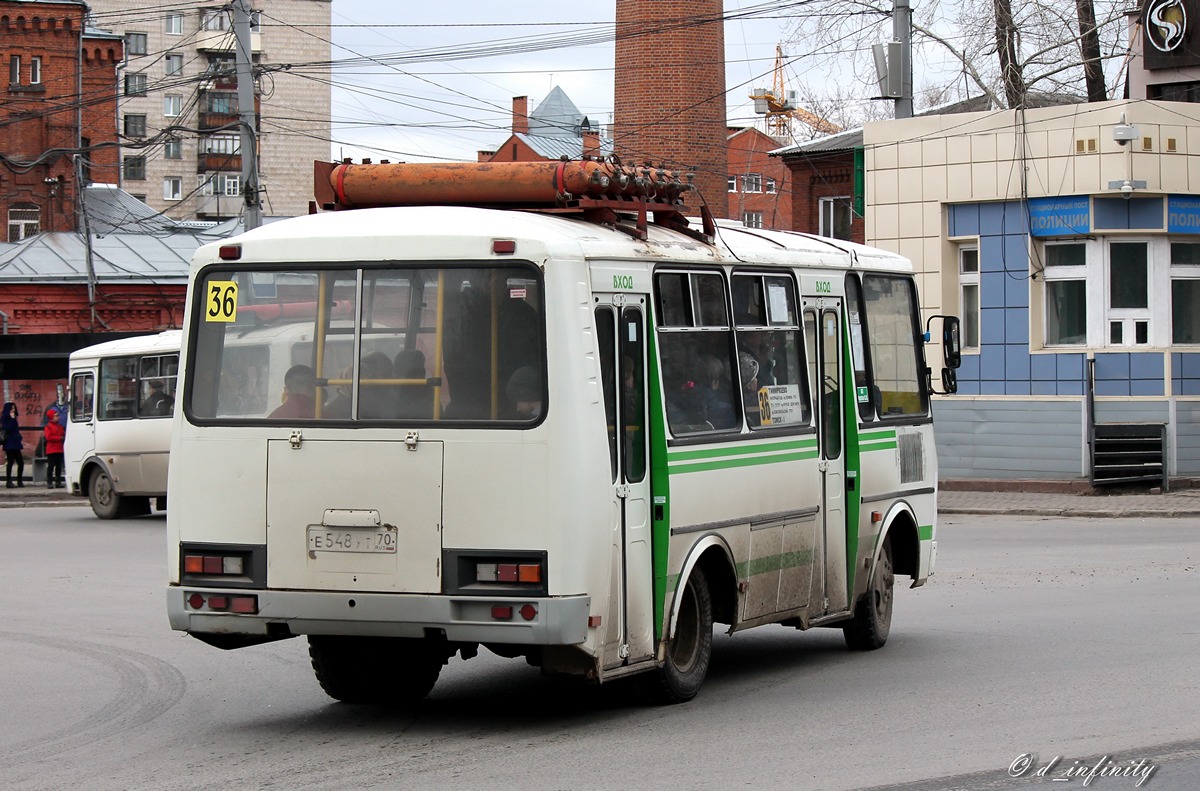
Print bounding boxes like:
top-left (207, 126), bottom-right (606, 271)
top-left (782, 0), bottom-right (1128, 122)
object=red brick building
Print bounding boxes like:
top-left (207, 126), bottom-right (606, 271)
top-left (479, 90), bottom-right (605, 163)
top-left (2, 0), bottom-right (123, 240)
top-left (776, 130), bottom-right (865, 244)
top-left (614, 0), bottom-right (727, 218)
top-left (727, 126), bottom-right (793, 231)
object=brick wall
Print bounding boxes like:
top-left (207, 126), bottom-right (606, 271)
top-left (614, 0), bottom-right (728, 217)
top-left (1, 3), bottom-right (123, 235)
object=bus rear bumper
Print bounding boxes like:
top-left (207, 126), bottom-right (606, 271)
top-left (167, 587), bottom-right (591, 646)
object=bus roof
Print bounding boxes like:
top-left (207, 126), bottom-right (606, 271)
top-left (68, 330), bottom-right (182, 364)
top-left (193, 206), bottom-right (913, 275)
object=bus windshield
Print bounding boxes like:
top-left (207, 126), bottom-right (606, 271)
top-left (187, 264), bottom-right (544, 424)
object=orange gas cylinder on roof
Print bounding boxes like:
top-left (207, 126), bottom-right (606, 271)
top-left (314, 159), bottom-right (693, 210)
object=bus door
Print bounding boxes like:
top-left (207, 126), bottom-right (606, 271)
top-left (66, 370), bottom-right (97, 485)
top-left (595, 296), bottom-right (655, 665)
top-left (804, 301), bottom-right (849, 616)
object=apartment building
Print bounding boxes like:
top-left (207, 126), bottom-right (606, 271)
top-left (86, 0), bottom-right (330, 221)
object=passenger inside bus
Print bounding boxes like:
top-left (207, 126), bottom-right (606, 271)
top-left (141, 380), bottom-right (175, 416)
top-left (697, 355), bottom-right (737, 429)
top-left (357, 351), bottom-right (396, 419)
top-left (505, 366), bottom-right (541, 419)
top-left (740, 352), bottom-right (761, 427)
top-left (269, 365), bottom-right (316, 419)
top-left (393, 349), bottom-right (432, 420)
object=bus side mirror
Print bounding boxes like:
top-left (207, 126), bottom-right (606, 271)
top-left (941, 316), bottom-right (961, 369)
top-left (924, 315), bottom-right (961, 396)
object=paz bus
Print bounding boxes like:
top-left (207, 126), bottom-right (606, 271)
top-left (167, 159), bottom-right (960, 704)
top-left (66, 331), bottom-right (181, 518)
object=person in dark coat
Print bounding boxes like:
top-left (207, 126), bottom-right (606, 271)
top-left (2, 402), bottom-right (24, 488)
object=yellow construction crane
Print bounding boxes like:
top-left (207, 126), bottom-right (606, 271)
top-left (749, 45), bottom-right (841, 138)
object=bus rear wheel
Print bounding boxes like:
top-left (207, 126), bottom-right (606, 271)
top-left (653, 566), bottom-right (713, 704)
top-left (843, 535), bottom-right (894, 650)
top-left (308, 636), bottom-right (443, 706)
top-left (88, 469), bottom-right (122, 519)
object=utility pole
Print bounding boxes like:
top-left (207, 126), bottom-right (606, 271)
top-left (233, 0), bottom-right (262, 230)
top-left (893, 0), bottom-right (913, 119)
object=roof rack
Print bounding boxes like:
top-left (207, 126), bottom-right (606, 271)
top-left (312, 158), bottom-right (716, 244)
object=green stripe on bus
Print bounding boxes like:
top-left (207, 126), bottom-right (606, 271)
top-left (668, 449), bottom-right (820, 474)
top-left (667, 548), bottom-right (815, 593)
top-left (860, 440), bottom-right (898, 452)
top-left (918, 524), bottom-right (934, 541)
top-left (667, 438), bottom-right (817, 463)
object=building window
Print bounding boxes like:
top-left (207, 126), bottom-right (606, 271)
top-left (200, 173), bottom-right (241, 197)
top-left (224, 174), bottom-right (241, 197)
top-left (1171, 242), bottom-right (1200, 344)
top-left (1107, 242), bottom-right (1149, 346)
top-left (8, 207), bottom-right (40, 242)
top-left (124, 114), bottom-right (147, 137)
top-left (124, 156), bottom-right (147, 181)
top-left (741, 174), bottom-right (762, 193)
top-left (201, 134), bottom-right (240, 155)
top-left (164, 138), bottom-right (182, 159)
top-left (201, 8), bottom-right (230, 31)
top-left (30, 56), bottom-right (41, 84)
top-left (765, 177), bottom-right (776, 194)
top-left (126, 32), bottom-right (148, 57)
top-left (743, 211), bottom-right (763, 229)
top-left (166, 12), bottom-right (184, 35)
top-left (125, 73), bottom-right (147, 96)
top-left (959, 246), bottom-right (980, 350)
top-left (164, 94), bottom-right (182, 117)
top-left (1042, 241), bottom-right (1088, 346)
top-left (9, 55), bottom-right (20, 84)
top-left (819, 196), bottom-right (853, 240)
top-left (163, 178), bottom-right (183, 201)
top-left (165, 54), bottom-right (183, 75)
top-left (727, 175), bottom-right (737, 192)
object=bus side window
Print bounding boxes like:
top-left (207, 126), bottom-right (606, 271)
top-left (71, 373), bottom-right (94, 422)
top-left (733, 274), bottom-right (809, 431)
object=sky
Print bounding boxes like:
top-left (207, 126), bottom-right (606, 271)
top-left (322, 0), bottom-right (888, 163)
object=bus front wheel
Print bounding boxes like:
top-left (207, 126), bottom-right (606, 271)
top-left (654, 566), bottom-right (713, 704)
top-left (843, 535), bottom-right (894, 650)
top-left (88, 469), bottom-right (122, 520)
top-left (308, 636), bottom-right (443, 706)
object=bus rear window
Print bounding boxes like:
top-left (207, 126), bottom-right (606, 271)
top-left (187, 265), bottom-right (545, 424)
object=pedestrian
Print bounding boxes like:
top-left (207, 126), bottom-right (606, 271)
top-left (43, 408), bottom-right (66, 488)
top-left (2, 402), bottom-right (24, 488)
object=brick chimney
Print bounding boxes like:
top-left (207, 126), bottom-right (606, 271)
top-left (614, 0), bottom-right (727, 217)
top-left (512, 96), bottom-right (529, 135)
top-left (582, 129), bottom-right (601, 158)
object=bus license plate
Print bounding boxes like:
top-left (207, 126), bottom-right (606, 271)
top-left (307, 525), bottom-right (397, 554)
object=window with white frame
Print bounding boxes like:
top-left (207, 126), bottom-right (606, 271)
top-left (165, 54), bottom-right (183, 75)
top-left (224, 174), bottom-right (241, 196)
top-left (164, 138), bottom-right (182, 159)
top-left (200, 173), bottom-right (241, 197)
top-left (765, 177), bottom-right (777, 194)
top-left (8, 207), bottom-right (40, 242)
top-left (201, 8), bottom-right (229, 31)
top-left (818, 196), bottom-right (853, 240)
top-left (163, 94), bottom-right (182, 117)
top-left (1038, 237), bottom-right (1200, 348)
top-left (1041, 241), bottom-right (1088, 346)
top-left (1171, 241), bottom-right (1200, 344)
top-left (743, 211), bottom-right (763, 229)
top-left (741, 174), bottom-right (762, 193)
top-left (201, 134), bottom-right (240, 155)
top-left (166, 12), bottom-right (184, 35)
top-left (727, 175), bottom-right (737, 192)
top-left (959, 246), bottom-right (980, 350)
top-left (9, 55), bottom-right (20, 84)
top-left (30, 56), bottom-right (41, 84)
top-left (163, 177), bottom-right (183, 201)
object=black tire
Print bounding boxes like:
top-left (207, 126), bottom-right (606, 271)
top-left (308, 636), bottom-right (443, 705)
top-left (653, 565), bottom-right (713, 704)
top-left (88, 469), bottom-right (122, 520)
top-left (843, 534), bottom-right (895, 651)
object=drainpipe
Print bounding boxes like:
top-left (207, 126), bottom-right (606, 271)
top-left (1, 309), bottom-right (9, 404)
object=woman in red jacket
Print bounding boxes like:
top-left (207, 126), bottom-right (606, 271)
top-left (43, 408), bottom-right (66, 489)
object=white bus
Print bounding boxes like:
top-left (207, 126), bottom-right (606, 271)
top-left (167, 161), bottom-right (960, 704)
top-left (66, 331), bottom-right (181, 518)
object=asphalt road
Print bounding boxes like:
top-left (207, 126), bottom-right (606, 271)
top-left (0, 507), bottom-right (1197, 790)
